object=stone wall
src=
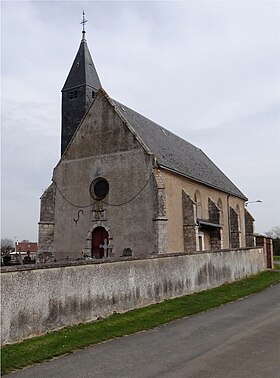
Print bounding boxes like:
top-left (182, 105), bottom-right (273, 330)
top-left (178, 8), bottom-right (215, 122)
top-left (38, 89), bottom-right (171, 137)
top-left (1, 247), bottom-right (265, 345)
top-left (209, 229), bottom-right (221, 250)
top-left (256, 236), bottom-right (274, 269)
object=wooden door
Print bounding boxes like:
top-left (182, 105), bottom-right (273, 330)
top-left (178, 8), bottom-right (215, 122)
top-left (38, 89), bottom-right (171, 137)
top-left (91, 227), bottom-right (108, 259)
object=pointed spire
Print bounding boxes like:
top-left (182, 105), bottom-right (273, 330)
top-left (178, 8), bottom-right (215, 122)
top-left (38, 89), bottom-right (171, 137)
top-left (61, 12), bottom-right (101, 155)
top-left (80, 11), bottom-right (88, 41)
top-left (62, 39), bottom-right (101, 91)
top-left (62, 12), bottom-right (101, 92)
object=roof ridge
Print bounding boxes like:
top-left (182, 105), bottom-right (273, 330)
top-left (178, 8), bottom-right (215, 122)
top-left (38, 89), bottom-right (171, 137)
top-left (111, 99), bottom-right (247, 200)
top-left (112, 100), bottom-right (203, 152)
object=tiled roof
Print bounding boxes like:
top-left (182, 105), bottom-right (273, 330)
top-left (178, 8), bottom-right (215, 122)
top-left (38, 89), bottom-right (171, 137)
top-left (113, 100), bottom-right (247, 200)
top-left (16, 242), bottom-right (38, 253)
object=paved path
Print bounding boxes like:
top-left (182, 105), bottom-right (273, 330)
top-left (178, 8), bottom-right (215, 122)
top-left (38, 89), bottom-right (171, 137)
top-left (9, 284), bottom-right (280, 378)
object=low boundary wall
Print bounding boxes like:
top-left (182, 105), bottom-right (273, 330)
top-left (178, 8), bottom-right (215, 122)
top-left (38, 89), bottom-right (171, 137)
top-left (1, 248), bottom-right (265, 345)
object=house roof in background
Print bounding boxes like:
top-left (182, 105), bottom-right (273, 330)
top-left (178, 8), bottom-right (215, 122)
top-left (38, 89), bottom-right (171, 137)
top-left (16, 242), bottom-right (38, 253)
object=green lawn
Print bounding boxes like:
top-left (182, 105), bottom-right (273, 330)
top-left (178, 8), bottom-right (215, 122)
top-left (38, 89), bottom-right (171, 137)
top-left (1, 270), bottom-right (280, 375)
top-left (273, 255), bottom-right (280, 262)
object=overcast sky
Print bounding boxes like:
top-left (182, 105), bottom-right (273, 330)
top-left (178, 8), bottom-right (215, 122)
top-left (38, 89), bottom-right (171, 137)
top-left (1, 1), bottom-right (279, 242)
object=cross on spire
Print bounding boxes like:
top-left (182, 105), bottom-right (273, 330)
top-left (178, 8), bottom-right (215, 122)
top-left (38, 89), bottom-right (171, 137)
top-left (80, 11), bottom-right (88, 39)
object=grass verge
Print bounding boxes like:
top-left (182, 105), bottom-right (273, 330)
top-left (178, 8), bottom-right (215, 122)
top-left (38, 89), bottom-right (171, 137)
top-left (2, 270), bottom-right (280, 375)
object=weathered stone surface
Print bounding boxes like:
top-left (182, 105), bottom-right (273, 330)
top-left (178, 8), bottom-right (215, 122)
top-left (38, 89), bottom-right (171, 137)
top-left (1, 248), bottom-right (265, 345)
top-left (39, 88), bottom-right (251, 259)
top-left (153, 170), bottom-right (168, 254)
top-left (207, 198), bottom-right (222, 250)
top-left (182, 190), bottom-right (197, 253)
top-left (40, 93), bottom-right (157, 260)
top-left (38, 183), bottom-right (56, 258)
top-left (230, 207), bottom-right (240, 248)
top-left (39, 183), bottom-right (56, 223)
top-left (245, 209), bottom-right (255, 247)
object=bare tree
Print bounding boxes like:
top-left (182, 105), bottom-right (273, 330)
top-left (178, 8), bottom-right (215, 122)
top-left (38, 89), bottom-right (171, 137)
top-left (265, 226), bottom-right (280, 239)
top-left (265, 226), bottom-right (280, 256)
top-left (1, 238), bottom-right (15, 257)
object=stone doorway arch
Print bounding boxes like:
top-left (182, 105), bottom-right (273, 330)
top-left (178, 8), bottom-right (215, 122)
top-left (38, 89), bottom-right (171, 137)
top-left (91, 226), bottom-right (108, 259)
top-left (84, 224), bottom-right (113, 258)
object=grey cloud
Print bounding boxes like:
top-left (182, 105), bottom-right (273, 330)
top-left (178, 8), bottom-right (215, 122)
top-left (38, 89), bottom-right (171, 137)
top-left (1, 1), bottom-right (279, 240)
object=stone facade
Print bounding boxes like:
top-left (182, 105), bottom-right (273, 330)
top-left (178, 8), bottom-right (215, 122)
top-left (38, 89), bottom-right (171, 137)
top-left (39, 121), bottom-right (251, 259)
top-left (182, 190), bottom-right (197, 253)
top-left (208, 198), bottom-right (222, 250)
top-left (162, 171), bottom-right (248, 253)
top-left (245, 209), bottom-right (255, 247)
top-left (38, 183), bottom-right (56, 261)
top-left (230, 207), bottom-right (240, 248)
top-left (208, 198), bottom-right (220, 224)
top-left (38, 34), bottom-right (252, 260)
top-left (153, 171), bottom-right (168, 254)
top-left (46, 93), bottom-right (158, 260)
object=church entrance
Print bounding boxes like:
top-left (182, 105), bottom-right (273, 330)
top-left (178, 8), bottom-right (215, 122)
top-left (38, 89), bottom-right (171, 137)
top-left (91, 227), bottom-right (109, 259)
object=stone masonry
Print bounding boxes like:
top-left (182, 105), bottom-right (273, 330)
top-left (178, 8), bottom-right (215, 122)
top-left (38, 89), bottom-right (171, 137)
top-left (38, 183), bottom-right (56, 260)
top-left (182, 190), bottom-right (197, 253)
top-left (153, 170), bottom-right (168, 254)
top-left (245, 209), bottom-right (255, 247)
top-left (230, 206), bottom-right (240, 248)
top-left (208, 198), bottom-right (222, 250)
top-left (1, 248), bottom-right (265, 345)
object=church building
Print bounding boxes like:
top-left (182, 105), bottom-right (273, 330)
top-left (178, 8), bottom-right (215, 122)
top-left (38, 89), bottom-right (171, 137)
top-left (38, 21), bottom-right (255, 261)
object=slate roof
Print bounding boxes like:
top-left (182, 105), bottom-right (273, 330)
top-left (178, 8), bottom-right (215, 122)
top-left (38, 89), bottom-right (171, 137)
top-left (62, 38), bottom-right (101, 91)
top-left (113, 100), bottom-right (247, 200)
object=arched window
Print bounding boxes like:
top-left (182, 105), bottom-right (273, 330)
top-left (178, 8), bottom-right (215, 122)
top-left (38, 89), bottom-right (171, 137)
top-left (217, 198), bottom-right (223, 225)
top-left (236, 204), bottom-right (241, 229)
top-left (235, 204), bottom-right (241, 247)
top-left (194, 190), bottom-right (202, 219)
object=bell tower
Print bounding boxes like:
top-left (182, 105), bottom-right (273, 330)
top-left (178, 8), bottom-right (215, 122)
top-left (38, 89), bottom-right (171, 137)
top-left (61, 12), bottom-right (101, 155)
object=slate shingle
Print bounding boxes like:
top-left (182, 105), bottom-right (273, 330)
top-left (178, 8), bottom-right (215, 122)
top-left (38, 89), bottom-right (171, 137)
top-left (62, 39), bottom-right (101, 91)
top-left (113, 100), bottom-right (247, 200)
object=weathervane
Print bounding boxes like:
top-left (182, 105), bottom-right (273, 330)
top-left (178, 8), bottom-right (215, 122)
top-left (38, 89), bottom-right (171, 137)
top-left (80, 11), bottom-right (88, 38)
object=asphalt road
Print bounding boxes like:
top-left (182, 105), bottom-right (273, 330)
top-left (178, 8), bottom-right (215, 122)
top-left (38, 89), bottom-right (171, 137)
top-left (9, 283), bottom-right (280, 378)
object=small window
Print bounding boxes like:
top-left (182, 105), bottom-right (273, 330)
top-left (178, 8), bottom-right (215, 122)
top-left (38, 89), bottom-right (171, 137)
top-left (69, 91), bottom-right (78, 99)
top-left (199, 235), bottom-right (203, 251)
top-left (90, 178), bottom-right (109, 200)
top-left (92, 91), bottom-right (95, 99)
